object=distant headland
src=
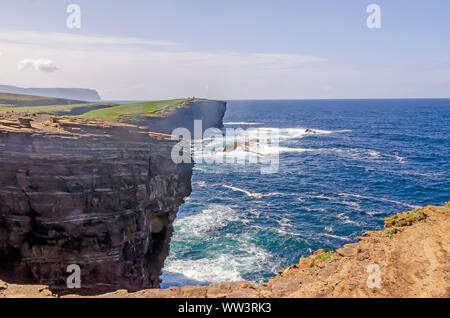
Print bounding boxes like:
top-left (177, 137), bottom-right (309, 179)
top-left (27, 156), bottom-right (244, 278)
top-left (0, 85), bottom-right (102, 102)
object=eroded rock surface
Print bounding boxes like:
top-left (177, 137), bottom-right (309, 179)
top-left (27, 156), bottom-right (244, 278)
top-left (0, 115), bottom-right (193, 293)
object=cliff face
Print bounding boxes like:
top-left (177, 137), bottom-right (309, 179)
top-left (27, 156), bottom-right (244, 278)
top-left (134, 99), bottom-right (227, 135)
top-left (0, 99), bottom-right (226, 293)
top-left (0, 116), bottom-right (192, 292)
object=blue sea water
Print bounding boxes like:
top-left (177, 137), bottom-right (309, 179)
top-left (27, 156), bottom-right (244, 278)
top-left (161, 99), bottom-right (450, 288)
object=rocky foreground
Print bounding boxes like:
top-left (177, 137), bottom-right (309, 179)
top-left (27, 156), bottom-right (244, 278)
top-left (1, 204), bottom-right (448, 298)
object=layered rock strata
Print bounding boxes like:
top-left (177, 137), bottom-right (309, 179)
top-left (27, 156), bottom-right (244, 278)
top-left (0, 115), bottom-right (193, 292)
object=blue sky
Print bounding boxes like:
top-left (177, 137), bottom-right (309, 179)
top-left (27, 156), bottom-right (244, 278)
top-left (0, 0), bottom-right (449, 99)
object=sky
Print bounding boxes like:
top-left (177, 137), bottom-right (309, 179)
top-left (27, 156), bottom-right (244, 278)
top-left (0, 0), bottom-right (449, 100)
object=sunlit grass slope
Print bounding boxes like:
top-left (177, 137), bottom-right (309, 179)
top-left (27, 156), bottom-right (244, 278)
top-left (0, 92), bottom-right (192, 121)
top-left (79, 98), bottom-right (191, 121)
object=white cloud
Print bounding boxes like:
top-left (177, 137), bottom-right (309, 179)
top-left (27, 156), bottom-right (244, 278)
top-left (18, 58), bottom-right (58, 73)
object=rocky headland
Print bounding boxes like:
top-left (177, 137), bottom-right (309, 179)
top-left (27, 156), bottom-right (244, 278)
top-left (0, 97), bottom-right (226, 294)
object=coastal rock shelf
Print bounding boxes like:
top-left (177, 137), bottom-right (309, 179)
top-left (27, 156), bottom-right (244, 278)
top-left (0, 98), bottom-right (226, 293)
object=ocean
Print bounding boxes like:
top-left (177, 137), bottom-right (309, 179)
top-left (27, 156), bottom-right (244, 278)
top-left (161, 99), bottom-right (450, 288)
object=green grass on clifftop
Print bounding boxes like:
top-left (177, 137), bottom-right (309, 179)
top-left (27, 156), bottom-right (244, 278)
top-left (0, 91), bottom-right (193, 121)
top-left (0, 103), bottom-right (116, 116)
top-left (0, 92), bottom-right (57, 103)
top-left (79, 98), bottom-right (191, 121)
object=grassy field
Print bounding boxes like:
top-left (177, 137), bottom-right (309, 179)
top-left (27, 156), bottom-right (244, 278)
top-left (0, 92), bottom-right (57, 102)
top-left (79, 98), bottom-right (191, 121)
top-left (0, 102), bottom-right (117, 116)
top-left (0, 92), bottom-right (192, 121)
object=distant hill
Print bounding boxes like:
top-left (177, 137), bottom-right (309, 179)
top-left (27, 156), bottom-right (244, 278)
top-left (0, 85), bottom-right (101, 101)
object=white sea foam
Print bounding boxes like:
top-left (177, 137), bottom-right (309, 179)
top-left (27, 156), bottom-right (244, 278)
top-left (163, 255), bottom-right (244, 284)
top-left (368, 150), bottom-right (382, 159)
top-left (222, 184), bottom-right (263, 198)
top-left (192, 180), bottom-right (207, 187)
top-left (366, 211), bottom-right (383, 216)
top-left (309, 147), bottom-right (407, 164)
top-left (322, 233), bottom-right (352, 241)
top-left (164, 210), bottom-right (275, 286)
top-left (163, 241), bottom-right (275, 285)
top-left (336, 213), bottom-right (360, 225)
top-left (173, 204), bottom-right (240, 237)
top-left (341, 200), bottom-right (362, 210)
top-left (246, 127), bottom-right (332, 141)
top-left (224, 122), bottom-right (262, 125)
top-left (302, 206), bottom-right (327, 212)
top-left (337, 193), bottom-right (419, 209)
top-left (307, 194), bottom-right (334, 200)
top-left (276, 217), bottom-right (293, 228)
top-left (391, 153), bottom-right (407, 164)
top-left (251, 224), bottom-right (300, 237)
top-left (196, 126), bottom-right (348, 164)
top-left (399, 170), bottom-right (443, 177)
top-left (336, 129), bottom-right (353, 133)
top-left (276, 146), bottom-right (310, 153)
top-left (222, 184), bottom-right (286, 198)
top-left (262, 192), bottom-right (289, 197)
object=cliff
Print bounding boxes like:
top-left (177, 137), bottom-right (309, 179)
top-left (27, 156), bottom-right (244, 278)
top-left (133, 99), bottom-right (227, 135)
top-left (1, 204), bottom-right (448, 297)
top-left (0, 98), bottom-right (226, 294)
top-left (0, 85), bottom-right (101, 102)
top-left (0, 95), bottom-right (226, 137)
